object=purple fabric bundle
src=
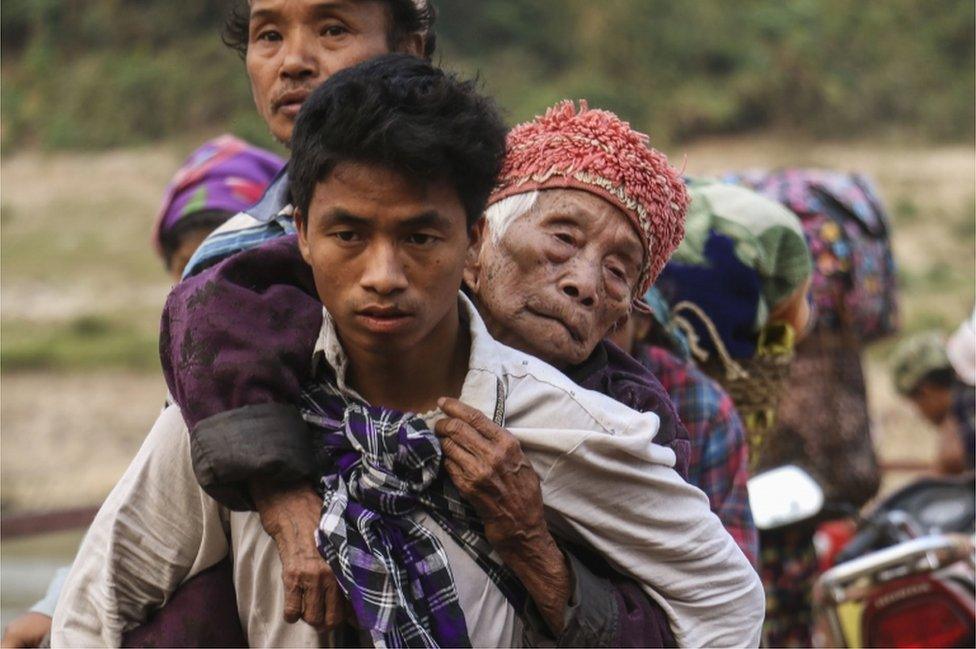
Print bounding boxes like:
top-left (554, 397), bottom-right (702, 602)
top-left (303, 374), bottom-right (525, 648)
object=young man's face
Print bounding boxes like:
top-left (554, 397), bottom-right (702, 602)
top-left (246, 0), bottom-right (420, 145)
top-left (296, 162), bottom-right (471, 356)
top-left (466, 189), bottom-right (644, 368)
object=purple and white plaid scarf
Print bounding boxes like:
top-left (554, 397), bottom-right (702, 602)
top-left (300, 376), bottom-right (526, 648)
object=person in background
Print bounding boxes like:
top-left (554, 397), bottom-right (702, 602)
top-left (153, 135), bottom-right (285, 281)
top-left (0, 135), bottom-right (282, 649)
top-left (892, 331), bottom-right (956, 426)
top-left (609, 286), bottom-right (758, 566)
top-left (727, 169), bottom-right (898, 512)
top-left (656, 179), bottom-right (814, 453)
top-left (654, 178), bottom-right (815, 648)
top-left (946, 310), bottom-right (976, 471)
top-left (890, 330), bottom-right (973, 473)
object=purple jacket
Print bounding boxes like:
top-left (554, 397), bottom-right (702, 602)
top-left (156, 234), bottom-right (689, 647)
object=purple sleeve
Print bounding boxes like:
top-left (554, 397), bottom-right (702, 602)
top-left (579, 341), bottom-right (691, 480)
top-left (159, 235), bottom-right (323, 509)
top-left (121, 558), bottom-right (247, 648)
top-left (538, 547), bottom-right (675, 647)
top-left (610, 578), bottom-right (677, 648)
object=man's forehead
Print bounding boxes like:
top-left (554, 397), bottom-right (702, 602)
top-left (249, 0), bottom-right (364, 17)
top-left (310, 163), bottom-right (464, 221)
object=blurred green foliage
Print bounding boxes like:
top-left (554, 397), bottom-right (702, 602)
top-left (1, 0), bottom-right (973, 150)
top-left (0, 315), bottom-right (159, 371)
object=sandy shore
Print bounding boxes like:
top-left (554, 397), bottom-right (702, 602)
top-left (1, 372), bottom-right (166, 513)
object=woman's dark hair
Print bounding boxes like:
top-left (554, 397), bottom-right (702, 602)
top-left (288, 53), bottom-right (507, 227)
top-left (159, 210), bottom-right (235, 269)
top-left (222, 0), bottom-right (437, 60)
top-left (911, 367), bottom-right (957, 395)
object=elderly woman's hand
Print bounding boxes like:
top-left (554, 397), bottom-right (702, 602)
top-left (435, 397), bottom-right (571, 634)
top-left (251, 482), bottom-right (353, 631)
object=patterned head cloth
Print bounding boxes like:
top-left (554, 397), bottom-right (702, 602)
top-left (657, 179), bottom-right (812, 359)
top-left (891, 330), bottom-right (952, 395)
top-left (152, 135), bottom-right (285, 255)
top-left (488, 100), bottom-right (689, 295)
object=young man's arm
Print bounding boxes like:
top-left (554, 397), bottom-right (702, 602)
top-left (52, 406), bottom-right (229, 646)
top-left (532, 422), bottom-right (764, 648)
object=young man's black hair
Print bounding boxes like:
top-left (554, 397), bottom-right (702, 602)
top-left (223, 0), bottom-right (438, 60)
top-left (288, 53), bottom-right (507, 227)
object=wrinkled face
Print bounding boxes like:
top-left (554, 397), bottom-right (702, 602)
top-left (296, 162), bottom-right (470, 356)
top-left (466, 189), bottom-right (645, 368)
top-left (246, 0), bottom-right (410, 145)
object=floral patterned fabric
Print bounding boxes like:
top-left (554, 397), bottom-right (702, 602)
top-left (725, 169), bottom-right (899, 341)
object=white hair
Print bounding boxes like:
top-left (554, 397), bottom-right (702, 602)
top-left (483, 191), bottom-right (540, 244)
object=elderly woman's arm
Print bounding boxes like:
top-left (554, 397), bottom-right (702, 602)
top-left (436, 397), bottom-right (678, 646)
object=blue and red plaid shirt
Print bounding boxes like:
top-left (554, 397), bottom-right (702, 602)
top-left (636, 344), bottom-right (759, 566)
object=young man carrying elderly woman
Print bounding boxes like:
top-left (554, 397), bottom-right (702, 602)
top-left (54, 53), bottom-right (766, 647)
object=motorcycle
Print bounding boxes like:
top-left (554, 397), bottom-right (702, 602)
top-left (811, 472), bottom-right (975, 648)
top-left (748, 467), bottom-right (976, 648)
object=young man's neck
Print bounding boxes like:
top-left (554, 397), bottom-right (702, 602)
top-left (343, 304), bottom-right (470, 414)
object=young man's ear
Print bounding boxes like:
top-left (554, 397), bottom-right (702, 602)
top-left (294, 209), bottom-right (313, 265)
top-left (463, 218), bottom-right (487, 295)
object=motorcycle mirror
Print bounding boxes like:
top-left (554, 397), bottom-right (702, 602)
top-left (748, 465), bottom-right (825, 530)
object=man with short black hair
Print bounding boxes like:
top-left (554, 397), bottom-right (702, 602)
top-left (3, 4), bottom-right (441, 647)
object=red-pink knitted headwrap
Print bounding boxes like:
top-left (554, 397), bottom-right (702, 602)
top-left (488, 100), bottom-right (688, 294)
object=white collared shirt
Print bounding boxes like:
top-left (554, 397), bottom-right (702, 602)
top-left (53, 294), bottom-right (763, 648)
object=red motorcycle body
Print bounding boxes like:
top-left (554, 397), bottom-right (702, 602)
top-left (812, 474), bottom-right (975, 648)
